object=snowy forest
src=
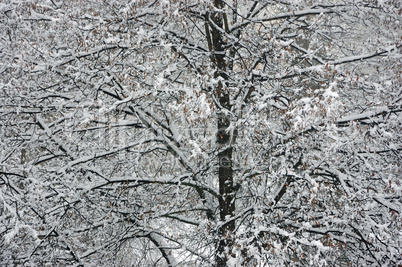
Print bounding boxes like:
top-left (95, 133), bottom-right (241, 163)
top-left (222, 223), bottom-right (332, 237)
top-left (1, 0), bottom-right (401, 266)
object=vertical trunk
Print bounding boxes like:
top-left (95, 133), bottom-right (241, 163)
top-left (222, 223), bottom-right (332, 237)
top-left (216, 102), bottom-right (236, 267)
top-left (207, 1), bottom-right (236, 266)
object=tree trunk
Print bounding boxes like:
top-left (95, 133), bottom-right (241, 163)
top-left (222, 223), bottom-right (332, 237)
top-left (207, 1), bottom-right (236, 266)
top-left (216, 103), bottom-right (236, 267)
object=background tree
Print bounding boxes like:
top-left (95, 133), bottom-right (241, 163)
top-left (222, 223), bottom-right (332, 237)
top-left (1, 0), bottom-right (401, 266)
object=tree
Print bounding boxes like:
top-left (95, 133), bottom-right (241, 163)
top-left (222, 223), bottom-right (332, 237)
top-left (1, 0), bottom-right (401, 266)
